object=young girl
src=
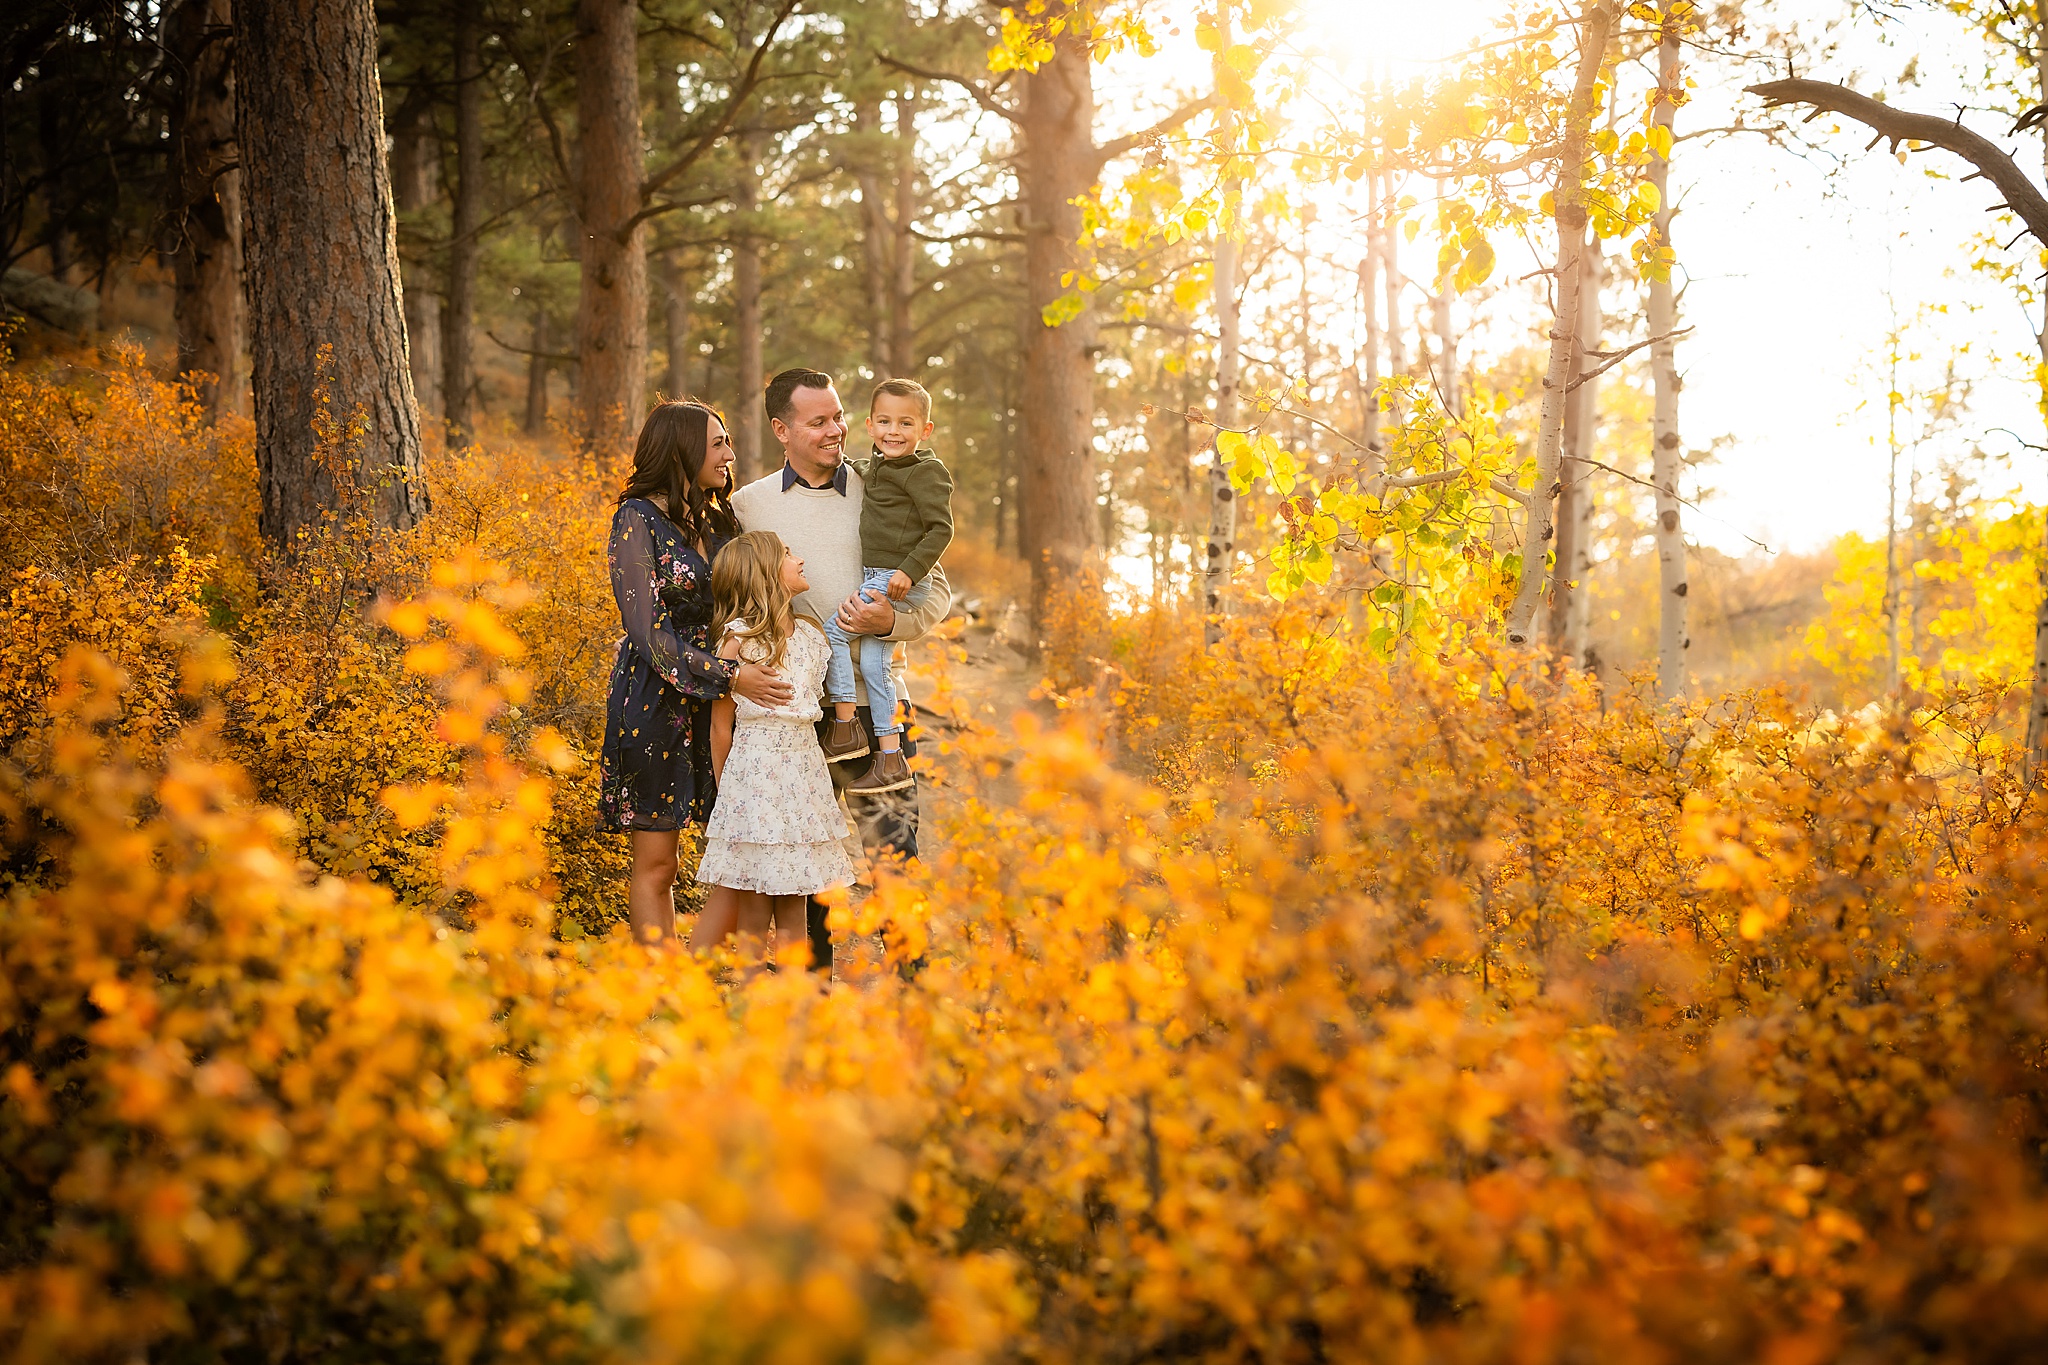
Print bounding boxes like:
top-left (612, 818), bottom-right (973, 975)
top-left (693, 530), bottom-right (854, 962)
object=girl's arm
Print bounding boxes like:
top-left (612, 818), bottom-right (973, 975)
top-left (710, 635), bottom-right (744, 783)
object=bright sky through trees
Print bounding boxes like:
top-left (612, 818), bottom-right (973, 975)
top-left (1262, 0), bottom-right (2048, 555)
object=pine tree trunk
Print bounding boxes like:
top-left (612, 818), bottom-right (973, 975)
top-left (574, 0), bottom-right (648, 454)
top-left (890, 91), bottom-right (920, 377)
top-left (1648, 0), bottom-right (1689, 699)
top-left (854, 99), bottom-right (893, 382)
top-left (441, 0), bottom-right (483, 444)
top-left (657, 250), bottom-right (692, 400)
top-left (733, 130), bottom-right (766, 480)
top-left (235, 0), bottom-right (425, 548)
top-left (1505, 0), bottom-right (1614, 647)
top-left (1549, 231), bottom-right (1602, 656)
top-left (1018, 30), bottom-right (1103, 630)
top-left (525, 301), bottom-right (550, 434)
top-left (1201, 0), bottom-right (1239, 646)
top-left (166, 0), bottom-right (243, 418)
top-left (389, 94), bottom-right (443, 421)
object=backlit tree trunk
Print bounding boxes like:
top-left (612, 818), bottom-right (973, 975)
top-left (1018, 32), bottom-right (1105, 629)
top-left (890, 92), bottom-right (920, 376)
top-left (166, 0), bottom-right (243, 418)
top-left (658, 249), bottom-right (692, 399)
top-left (1202, 1), bottom-right (1240, 646)
top-left (574, 0), bottom-right (648, 454)
top-left (235, 0), bottom-right (425, 548)
top-left (1648, 0), bottom-right (1689, 699)
top-left (1505, 0), bottom-right (1614, 647)
top-left (441, 0), bottom-right (483, 444)
top-left (1549, 231), bottom-right (1602, 659)
top-left (733, 130), bottom-right (766, 480)
top-left (2030, 35), bottom-right (2048, 767)
top-left (389, 93), bottom-right (442, 420)
top-left (855, 99), bottom-right (893, 382)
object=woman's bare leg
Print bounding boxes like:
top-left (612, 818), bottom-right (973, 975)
top-left (628, 830), bottom-right (681, 947)
top-left (691, 884), bottom-right (741, 954)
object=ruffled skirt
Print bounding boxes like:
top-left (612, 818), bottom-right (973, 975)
top-left (697, 718), bottom-right (854, 896)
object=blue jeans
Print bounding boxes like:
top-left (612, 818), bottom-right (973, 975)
top-left (823, 567), bottom-right (928, 736)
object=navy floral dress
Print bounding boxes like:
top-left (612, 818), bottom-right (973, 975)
top-left (597, 498), bottom-right (738, 831)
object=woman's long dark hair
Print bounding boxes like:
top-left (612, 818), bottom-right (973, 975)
top-left (618, 400), bottom-right (738, 547)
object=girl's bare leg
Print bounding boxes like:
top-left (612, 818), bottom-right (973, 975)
top-left (770, 895), bottom-right (811, 971)
top-left (628, 830), bottom-right (681, 947)
top-left (732, 890), bottom-right (773, 973)
top-left (690, 884), bottom-right (742, 955)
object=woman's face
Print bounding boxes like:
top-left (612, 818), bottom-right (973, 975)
top-left (779, 543), bottom-right (809, 594)
top-left (696, 417), bottom-right (734, 490)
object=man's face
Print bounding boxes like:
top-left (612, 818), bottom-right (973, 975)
top-left (772, 383), bottom-right (847, 480)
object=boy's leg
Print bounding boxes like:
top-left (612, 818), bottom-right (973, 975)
top-left (818, 614), bottom-right (869, 762)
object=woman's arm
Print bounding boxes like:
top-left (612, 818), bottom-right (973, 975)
top-left (610, 505), bottom-right (739, 699)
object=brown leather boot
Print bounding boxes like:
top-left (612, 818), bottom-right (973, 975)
top-left (820, 716), bottom-right (870, 763)
top-left (847, 746), bottom-right (913, 795)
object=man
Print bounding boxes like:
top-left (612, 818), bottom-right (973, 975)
top-left (730, 367), bottom-right (951, 971)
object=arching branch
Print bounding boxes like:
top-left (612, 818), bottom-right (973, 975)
top-left (1746, 78), bottom-right (2048, 243)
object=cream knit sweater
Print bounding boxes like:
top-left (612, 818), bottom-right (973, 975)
top-left (731, 463), bottom-right (952, 710)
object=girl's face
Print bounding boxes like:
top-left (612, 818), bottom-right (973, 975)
top-left (696, 418), bottom-right (735, 490)
top-left (779, 544), bottom-right (809, 594)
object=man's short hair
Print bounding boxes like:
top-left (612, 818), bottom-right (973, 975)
top-left (870, 377), bottom-right (932, 421)
top-left (765, 367), bottom-right (835, 425)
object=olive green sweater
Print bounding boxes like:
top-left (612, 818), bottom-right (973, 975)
top-left (858, 446), bottom-right (954, 583)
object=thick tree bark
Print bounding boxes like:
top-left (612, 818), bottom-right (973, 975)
top-left (1549, 231), bottom-right (1602, 658)
top-left (165, 0), bottom-right (243, 418)
top-left (1201, 2), bottom-right (1240, 645)
top-left (657, 249), bottom-right (692, 399)
top-left (574, 0), bottom-right (648, 454)
top-left (1649, 2), bottom-right (1688, 699)
top-left (389, 93), bottom-right (443, 421)
top-left (442, 0), bottom-right (484, 444)
top-left (889, 91), bottom-right (920, 376)
top-left (732, 130), bottom-right (766, 480)
top-left (1019, 33), bottom-right (1106, 629)
top-left (1505, 0), bottom-right (1615, 646)
top-left (235, 0), bottom-right (425, 548)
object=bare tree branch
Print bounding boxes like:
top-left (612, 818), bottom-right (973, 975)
top-left (877, 55), bottom-right (1022, 125)
top-left (635, 0), bottom-right (804, 222)
top-left (1094, 94), bottom-right (1219, 169)
top-left (1567, 326), bottom-right (1693, 392)
top-left (1747, 78), bottom-right (2048, 243)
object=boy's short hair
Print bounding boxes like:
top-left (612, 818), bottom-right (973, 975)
top-left (765, 367), bottom-right (835, 424)
top-left (870, 377), bottom-right (932, 421)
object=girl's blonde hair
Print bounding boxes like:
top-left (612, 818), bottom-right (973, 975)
top-left (709, 530), bottom-right (802, 670)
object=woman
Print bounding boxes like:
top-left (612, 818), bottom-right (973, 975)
top-left (598, 400), bottom-right (794, 945)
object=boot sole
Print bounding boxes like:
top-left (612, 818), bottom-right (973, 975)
top-left (848, 773), bottom-right (914, 794)
top-left (824, 746), bottom-right (871, 763)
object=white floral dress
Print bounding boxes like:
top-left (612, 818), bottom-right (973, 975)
top-left (696, 620), bottom-right (855, 896)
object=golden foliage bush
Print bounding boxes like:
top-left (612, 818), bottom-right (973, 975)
top-left (8, 357), bottom-right (2048, 1362)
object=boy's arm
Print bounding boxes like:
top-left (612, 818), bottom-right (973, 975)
top-left (895, 460), bottom-right (955, 584)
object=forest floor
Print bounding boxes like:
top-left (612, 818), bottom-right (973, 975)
top-left (827, 602), bottom-right (1050, 981)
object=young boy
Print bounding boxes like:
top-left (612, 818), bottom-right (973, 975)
top-left (822, 378), bottom-right (953, 795)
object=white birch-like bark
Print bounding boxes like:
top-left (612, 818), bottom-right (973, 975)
top-left (1359, 171), bottom-right (1383, 469)
top-left (1505, 0), bottom-right (1616, 646)
top-left (1380, 171), bottom-right (1405, 384)
top-left (1552, 232), bottom-right (1603, 659)
top-left (1202, 0), bottom-right (1241, 645)
top-left (1647, 0), bottom-right (1689, 697)
top-left (1433, 179), bottom-right (1459, 415)
top-left (2028, 33), bottom-right (2048, 765)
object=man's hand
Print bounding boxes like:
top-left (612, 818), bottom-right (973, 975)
top-left (886, 570), bottom-right (913, 601)
top-left (732, 662), bottom-right (794, 707)
top-left (837, 587), bottom-right (897, 637)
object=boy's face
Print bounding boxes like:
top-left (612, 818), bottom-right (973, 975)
top-left (867, 394), bottom-right (934, 458)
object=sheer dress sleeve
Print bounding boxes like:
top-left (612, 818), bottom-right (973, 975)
top-left (610, 504), bottom-right (739, 701)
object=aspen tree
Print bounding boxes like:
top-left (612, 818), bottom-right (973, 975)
top-left (1203, 0), bottom-right (1242, 646)
top-left (1505, 0), bottom-right (1618, 647)
top-left (1648, 0), bottom-right (1689, 699)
